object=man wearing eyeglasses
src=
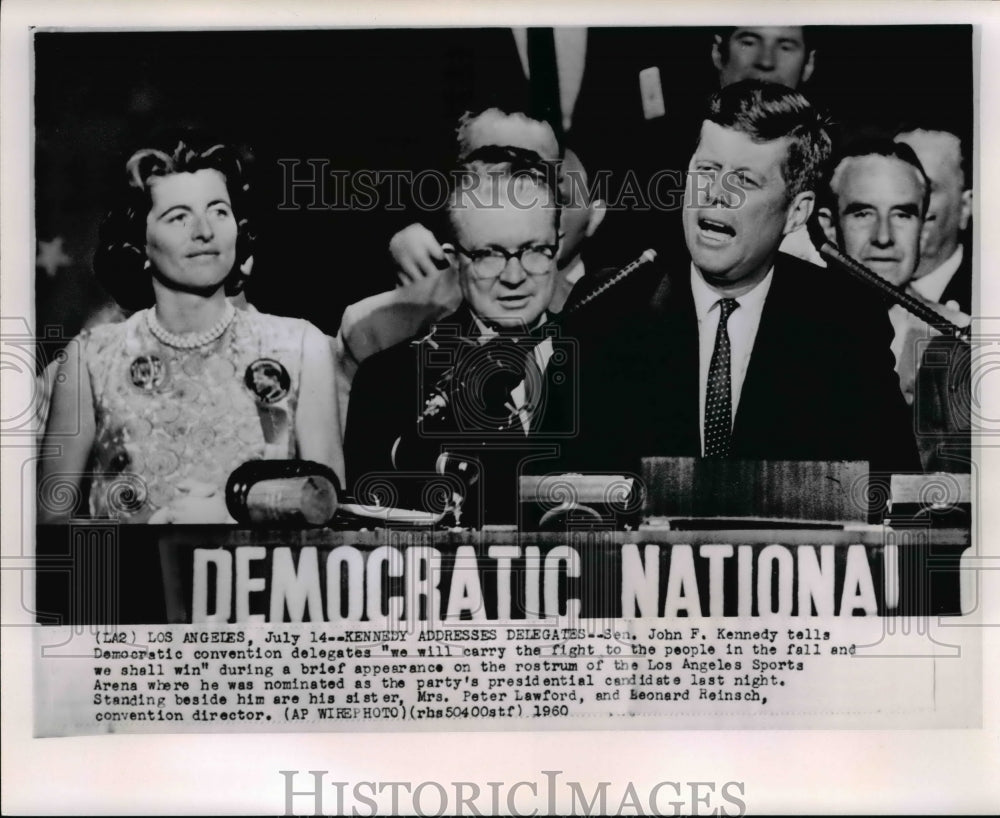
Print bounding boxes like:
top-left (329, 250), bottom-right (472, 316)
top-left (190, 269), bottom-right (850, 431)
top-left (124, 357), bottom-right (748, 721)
top-left (447, 210), bottom-right (558, 327)
top-left (344, 148), bottom-right (572, 524)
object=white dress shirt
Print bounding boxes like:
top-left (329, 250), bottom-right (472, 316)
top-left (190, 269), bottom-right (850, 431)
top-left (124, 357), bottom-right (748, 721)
top-left (562, 256), bottom-right (586, 286)
top-left (511, 27), bottom-right (588, 133)
top-left (888, 246), bottom-right (969, 404)
top-left (691, 265), bottom-right (774, 454)
top-left (911, 245), bottom-right (964, 305)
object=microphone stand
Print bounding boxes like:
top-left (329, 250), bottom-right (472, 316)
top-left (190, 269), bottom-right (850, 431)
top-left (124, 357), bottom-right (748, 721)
top-left (808, 226), bottom-right (970, 344)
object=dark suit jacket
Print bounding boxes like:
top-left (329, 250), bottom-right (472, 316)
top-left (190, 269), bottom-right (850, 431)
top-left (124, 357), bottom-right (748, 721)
top-left (910, 243), bottom-right (973, 472)
top-left (562, 252), bottom-right (922, 478)
top-left (344, 306), bottom-right (574, 524)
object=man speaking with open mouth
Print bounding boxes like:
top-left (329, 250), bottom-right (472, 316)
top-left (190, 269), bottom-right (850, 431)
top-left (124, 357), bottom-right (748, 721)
top-left (569, 80), bottom-right (920, 485)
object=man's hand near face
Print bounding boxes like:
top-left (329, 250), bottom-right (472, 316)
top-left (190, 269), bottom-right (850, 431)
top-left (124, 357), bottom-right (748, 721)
top-left (390, 222), bottom-right (449, 284)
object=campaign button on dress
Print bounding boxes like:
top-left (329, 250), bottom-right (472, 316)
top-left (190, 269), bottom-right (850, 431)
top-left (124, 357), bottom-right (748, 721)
top-left (129, 355), bottom-right (167, 392)
top-left (245, 358), bottom-right (290, 404)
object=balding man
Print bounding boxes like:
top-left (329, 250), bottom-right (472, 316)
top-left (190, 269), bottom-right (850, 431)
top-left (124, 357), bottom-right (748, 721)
top-left (818, 138), bottom-right (970, 472)
top-left (894, 123), bottom-right (973, 314)
top-left (336, 107), bottom-right (606, 402)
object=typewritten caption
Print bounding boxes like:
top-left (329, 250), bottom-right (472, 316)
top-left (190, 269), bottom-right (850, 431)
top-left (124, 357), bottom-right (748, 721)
top-left (35, 618), bottom-right (973, 734)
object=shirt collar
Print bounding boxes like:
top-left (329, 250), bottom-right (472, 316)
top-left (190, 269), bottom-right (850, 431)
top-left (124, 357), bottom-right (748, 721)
top-left (690, 263), bottom-right (775, 320)
top-left (911, 246), bottom-right (963, 304)
top-left (563, 257), bottom-right (586, 285)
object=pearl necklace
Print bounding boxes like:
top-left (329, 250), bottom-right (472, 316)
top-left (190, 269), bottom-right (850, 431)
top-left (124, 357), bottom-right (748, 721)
top-left (146, 302), bottom-right (236, 350)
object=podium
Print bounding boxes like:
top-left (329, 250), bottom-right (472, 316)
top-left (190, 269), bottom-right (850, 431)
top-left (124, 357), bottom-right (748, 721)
top-left (34, 459), bottom-right (972, 624)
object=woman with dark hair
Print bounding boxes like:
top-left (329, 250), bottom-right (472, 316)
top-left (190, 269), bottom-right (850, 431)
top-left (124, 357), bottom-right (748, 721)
top-left (39, 137), bottom-right (342, 523)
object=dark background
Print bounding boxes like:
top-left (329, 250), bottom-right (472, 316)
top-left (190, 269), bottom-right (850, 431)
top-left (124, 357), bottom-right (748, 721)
top-left (34, 26), bottom-right (972, 345)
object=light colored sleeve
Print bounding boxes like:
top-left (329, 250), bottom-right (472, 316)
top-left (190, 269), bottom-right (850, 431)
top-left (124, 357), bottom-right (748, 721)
top-left (294, 321), bottom-right (346, 489)
top-left (334, 271), bottom-right (462, 446)
top-left (38, 334), bottom-right (96, 522)
top-left (339, 269), bottom-right (462, 366)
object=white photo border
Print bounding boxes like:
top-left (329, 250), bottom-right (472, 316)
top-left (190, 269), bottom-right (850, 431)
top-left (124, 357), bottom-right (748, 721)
top-left (3, 0), bottom-right (999, 814)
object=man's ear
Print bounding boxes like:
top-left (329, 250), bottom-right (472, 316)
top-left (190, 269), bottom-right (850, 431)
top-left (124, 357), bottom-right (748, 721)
top-left (784, 190), bottom-right (815, 235)
top-left (959, 188), bottom-right (973, 232)
top-left (711, 35), bottom-right (725, 74)
top-left (800, 49), bottom-right (816, 85)
top-left (585, 199), bottom-right (607, 238)
top-left (816, 206), bottom-right (838, 245)
top-left (919, 217), bottom-right (931, 256)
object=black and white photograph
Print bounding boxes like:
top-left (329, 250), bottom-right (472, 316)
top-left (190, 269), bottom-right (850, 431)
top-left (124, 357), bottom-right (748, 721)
top-left (3, 0), bottom-right (998, 814)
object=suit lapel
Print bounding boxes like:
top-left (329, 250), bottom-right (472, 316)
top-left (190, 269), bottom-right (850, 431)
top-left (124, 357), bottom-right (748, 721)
top-left (731, 259), bottom-right (814, 455)
top-left (735, 268), bottom-right (776, 427)
top-left (644, 267), bottom-right (700, 456)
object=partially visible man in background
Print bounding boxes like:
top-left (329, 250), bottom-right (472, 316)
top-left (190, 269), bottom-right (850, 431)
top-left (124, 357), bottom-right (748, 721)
top-left (712, 26), bottom-right (816, 89)
top-left (895, 121), bottom-right (973, 314)
top-left (817, 139), bottom-right (927, 290)
top-left (817, 138), bottom-right (970, 472)
top-left (641, 25), bottom-right (823, 269)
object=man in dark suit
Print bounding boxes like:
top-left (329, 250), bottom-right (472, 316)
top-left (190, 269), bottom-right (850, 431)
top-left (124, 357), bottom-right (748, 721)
top-left (894, 122), bottom-right (973, 315)
top-left (817, 138), bottom-right (970, 473)
top-left (336, 110), bottom-right (609, 428)
top-left (891, 122), bottom-right (974, 474)
top-left (567, 81), bottom-right (920, 484)
top-left (345, 148), bottom-right (573, 525)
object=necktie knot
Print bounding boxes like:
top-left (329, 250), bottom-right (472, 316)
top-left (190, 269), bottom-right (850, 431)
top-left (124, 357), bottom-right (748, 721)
top-left (717, 297), bottom-right (739, 321)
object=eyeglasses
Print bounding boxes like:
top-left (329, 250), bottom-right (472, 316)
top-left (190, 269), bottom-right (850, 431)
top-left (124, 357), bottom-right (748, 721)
top-left (449, 241), bottom-right (559, 280)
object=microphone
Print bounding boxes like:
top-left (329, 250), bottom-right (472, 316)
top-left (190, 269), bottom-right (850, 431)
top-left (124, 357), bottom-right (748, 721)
top-left (225, 459), bottom-right (341, 526)
top-left (806, 221), bottom-right (970, 344)
top-left (398, 247), bottom-right (660, 464)
top-left (562, 248), bottom-right (658, 315)
top-left (382, 249), bottom-right (660, 521)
